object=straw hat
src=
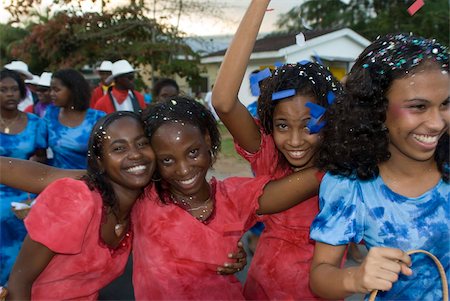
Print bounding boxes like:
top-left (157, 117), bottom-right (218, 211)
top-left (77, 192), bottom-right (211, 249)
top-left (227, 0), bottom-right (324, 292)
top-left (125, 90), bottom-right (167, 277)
top-left (25, 75), bottom-right (40, 85)
top-left (37, 72), bottom-right (52, 87)
top-left (105, 60), bottom-right (137, 84)
top-left (97, 61), bottom-right (113, 72)
top-left (4, 61), bottom-right (34, 79)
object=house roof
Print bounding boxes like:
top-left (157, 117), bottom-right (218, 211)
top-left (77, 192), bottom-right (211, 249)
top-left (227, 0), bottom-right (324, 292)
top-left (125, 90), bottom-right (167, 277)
top-left (204, 28), bottom-right (341, 58)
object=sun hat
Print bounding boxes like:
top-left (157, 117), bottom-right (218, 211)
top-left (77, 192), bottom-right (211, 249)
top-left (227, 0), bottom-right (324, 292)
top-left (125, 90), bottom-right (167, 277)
top-left (37, 72), bottom-right (52, 87)
top-left (97, 60), bottom-right (113, 72)
top-left (4, 60), bottom-right (34, 79)
top-left (105, 60), bottom-right (137, 84)
top-left (25, 75), bottom-right (40, 85)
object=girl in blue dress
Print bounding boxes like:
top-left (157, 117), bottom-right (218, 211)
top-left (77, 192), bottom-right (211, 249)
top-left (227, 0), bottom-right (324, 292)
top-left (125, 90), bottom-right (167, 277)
top-left (45, 69), bottom-right (105, 169)
top-left (0, 69), bottom-right (47, 285)
top-left (309, 34), bottom-right (449, 300)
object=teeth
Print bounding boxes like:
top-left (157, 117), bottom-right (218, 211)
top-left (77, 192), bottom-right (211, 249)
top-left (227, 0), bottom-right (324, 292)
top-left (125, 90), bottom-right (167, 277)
top-left (289, 151), bottom-right (306, 158)
top-left (179, 176), bottom-right (196, 185)
top-left (126, 165), bottom-right (146, 173)
top-left (413, 134), bottom-right (438, 144)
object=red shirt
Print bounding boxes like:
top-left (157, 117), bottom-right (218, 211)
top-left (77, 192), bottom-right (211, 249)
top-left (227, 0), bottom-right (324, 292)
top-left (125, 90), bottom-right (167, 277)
top-left (235, 125), bottom-right (325, 301)
top-left (25, 178), bottom-right (132, 300)
top-left (132, 176), bottom-right (271, 300)
top-left (94, 87), bottom-right (146, 114)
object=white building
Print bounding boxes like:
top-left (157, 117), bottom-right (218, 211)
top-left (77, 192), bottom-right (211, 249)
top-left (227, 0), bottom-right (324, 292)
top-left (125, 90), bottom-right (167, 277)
top-left (200, 28), bottom-right (371, 107)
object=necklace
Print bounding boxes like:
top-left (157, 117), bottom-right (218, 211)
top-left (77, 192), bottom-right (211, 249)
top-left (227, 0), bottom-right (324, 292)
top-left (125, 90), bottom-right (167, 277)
top-left (170, 194), bottom-right (213, 222)
top-left (110, 209), bottom-right (129, 237)
top-left (0, 112), bottom-right (21, 134)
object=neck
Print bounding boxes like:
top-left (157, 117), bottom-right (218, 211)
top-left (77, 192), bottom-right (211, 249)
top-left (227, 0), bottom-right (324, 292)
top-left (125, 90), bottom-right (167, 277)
top-left (379, 148), bottom-right (438, 179)
top-left (0, 109), bottom-right (19, 119)
top-left (110, 183), bottom-right (142, 219)
top-left (170, 180), bottom-right (210, 205)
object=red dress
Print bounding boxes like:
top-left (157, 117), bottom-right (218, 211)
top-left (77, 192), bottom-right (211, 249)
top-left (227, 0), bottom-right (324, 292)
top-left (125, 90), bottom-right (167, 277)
top-left (24, 178), bottom-right (132, 300)
top-left (235, 128), bottom-right (324, 300)
top-left (132, 176), bottom-right (270, 300)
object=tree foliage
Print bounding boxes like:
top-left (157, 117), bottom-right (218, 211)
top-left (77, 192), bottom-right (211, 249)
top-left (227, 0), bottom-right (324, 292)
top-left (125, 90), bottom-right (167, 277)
top-left (276, 0), bottom-right (449, 45)
top-left (8, 5), bottom-right (201, 84)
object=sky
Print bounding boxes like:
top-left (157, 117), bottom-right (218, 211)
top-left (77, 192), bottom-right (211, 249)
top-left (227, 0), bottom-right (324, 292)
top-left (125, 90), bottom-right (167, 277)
top-left (0, 0), bottom-right (302, 36)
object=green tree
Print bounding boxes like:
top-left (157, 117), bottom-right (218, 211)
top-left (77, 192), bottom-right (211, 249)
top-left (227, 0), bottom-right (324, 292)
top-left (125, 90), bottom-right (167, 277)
top-left (276, 0), bottom-right (449, 45)
top-left (8, 5), bottom-right (202, 85)
top-left (0, 24), bottom-right (28, 66)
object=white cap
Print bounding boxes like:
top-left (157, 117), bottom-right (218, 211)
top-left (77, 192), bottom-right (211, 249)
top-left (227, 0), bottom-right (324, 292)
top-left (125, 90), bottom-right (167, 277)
top-left (37, 72), bottom-right (52, 87)
top-left (105, 59), bottom-right (137, 84)
top-left (4, 60), bottom-right (34, 79)
top-left (97, 60), bottom-right (113, 72)
top-left (25, 75), bottom-right (40, 85)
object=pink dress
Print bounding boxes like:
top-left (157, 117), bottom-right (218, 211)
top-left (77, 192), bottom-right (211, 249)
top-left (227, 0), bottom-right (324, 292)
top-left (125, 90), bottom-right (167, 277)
top-left (24, 178), bottom-right (132, 300)
top-left (132, 176), bottom-right (271, 300)
top-left (235, 129), bottom-right (324, 300)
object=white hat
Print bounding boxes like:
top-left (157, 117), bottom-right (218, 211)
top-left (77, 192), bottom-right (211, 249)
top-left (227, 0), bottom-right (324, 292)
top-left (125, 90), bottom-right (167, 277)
top-left (4, 60), bottom-right (34, 79)
top-left (105, 60), bottom-right (137, 84)
top-left (97, 60), bottom-right (113, 72)
top-left (25, 75), bottom-right (40, 85)
top-left (37, 72), bottom-right (52, 87)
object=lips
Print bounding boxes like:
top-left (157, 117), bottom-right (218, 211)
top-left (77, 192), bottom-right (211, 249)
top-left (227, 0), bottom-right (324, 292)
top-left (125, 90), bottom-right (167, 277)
top-left (412, 134), bottom-right (439, 145)
top-left (176, 173), bottom-right (200, 189)
top-left (287, 150), bottom-right (308, 160)
top-left (125, 164), bottom-right (148, 175)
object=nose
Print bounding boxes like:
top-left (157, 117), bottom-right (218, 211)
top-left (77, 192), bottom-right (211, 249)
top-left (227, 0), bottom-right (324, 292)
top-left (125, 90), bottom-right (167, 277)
top-left (175, 161), bottom-right (189, 177)
top-left (426, 108), bottom-right (447, 132)
top-left (288, 128), bottom-right (305, 147)
top-left (127, 145), bottom-right (143, 160)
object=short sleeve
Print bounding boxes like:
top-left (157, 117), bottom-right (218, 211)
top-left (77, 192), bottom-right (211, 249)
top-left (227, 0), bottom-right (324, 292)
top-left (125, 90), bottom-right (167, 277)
top-left (34, 115), bottom-right (48, 149)
top-left (25, 178), bottom-right (96, 254)
top-left (234, 123), bottom-right (285, 177)
top-left (310, 173), bottom-right (365, 245)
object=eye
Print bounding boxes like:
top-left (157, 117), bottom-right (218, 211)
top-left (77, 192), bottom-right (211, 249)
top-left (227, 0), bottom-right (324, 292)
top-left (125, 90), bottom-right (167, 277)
top-left (113, 145), bottom-right (126, 152)
top-left (275, 123), bottom-right (288, 131)
top-left (137, 139), bottom-right (150, 148)
top-left (441, 98), bottom-right (450, 109)
top-left (161, 157), bottom-right (174, 165)
top-left (188, 148), bottom-right (199, 158)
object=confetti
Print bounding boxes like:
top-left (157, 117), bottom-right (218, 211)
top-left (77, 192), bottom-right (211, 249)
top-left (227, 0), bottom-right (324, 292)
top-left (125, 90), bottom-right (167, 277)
top-left (407, 0), bottom-right (425, 16)
top-left (340, 0), bottom-right (351, 4)
top-left (296, 32), bottom-right (306, 47)
top-left (272, 89), bottom-right (296, 101)
top-left (305, 102), bottom-right (326, 118)
top-left (250, 68), bottom-right (272, 96)
top-left (266, 8), bottom-right (274, 12)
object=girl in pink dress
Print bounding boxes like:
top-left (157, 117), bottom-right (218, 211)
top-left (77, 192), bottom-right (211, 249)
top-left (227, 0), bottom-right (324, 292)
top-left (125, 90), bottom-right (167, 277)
top-left (6, 111), bottom-right (155, 300)
top-left (133, 96), bottom-right (320, 300)
top-left (212, 1), bottom-right (342, 299)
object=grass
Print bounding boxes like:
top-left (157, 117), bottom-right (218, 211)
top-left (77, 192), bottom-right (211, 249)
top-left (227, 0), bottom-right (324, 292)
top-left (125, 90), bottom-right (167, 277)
top-left (217, 123), bottom-right (246, 161)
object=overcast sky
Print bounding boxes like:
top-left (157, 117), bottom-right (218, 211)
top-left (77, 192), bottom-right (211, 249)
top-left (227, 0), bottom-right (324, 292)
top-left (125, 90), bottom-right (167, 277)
top-left (0, 0), bottom-right (302, 36)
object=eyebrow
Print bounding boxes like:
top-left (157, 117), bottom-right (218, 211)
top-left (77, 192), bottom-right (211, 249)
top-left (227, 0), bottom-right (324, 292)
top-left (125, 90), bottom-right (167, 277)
top-left (109, 134), bottom-right (147, 145)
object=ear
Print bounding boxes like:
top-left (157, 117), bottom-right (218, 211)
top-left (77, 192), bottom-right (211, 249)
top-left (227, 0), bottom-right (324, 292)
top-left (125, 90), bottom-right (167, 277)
top-left (204, 131), bottom-right (212, 149)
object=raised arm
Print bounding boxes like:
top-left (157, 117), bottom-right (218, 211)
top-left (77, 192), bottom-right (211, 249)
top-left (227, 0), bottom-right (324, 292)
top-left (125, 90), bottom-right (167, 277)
top-left (212, 0), bottom-right (270, 153)
top-left (257, 167), bottom-right (320, 215)
top-left (0, 157), bottom-right (85, 194)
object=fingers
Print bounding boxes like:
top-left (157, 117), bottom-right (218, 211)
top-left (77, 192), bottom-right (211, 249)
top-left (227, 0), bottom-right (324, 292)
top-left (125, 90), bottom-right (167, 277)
top-left (355, 247), bottom-right (412, 293)
top-left (227, 241), bottom-right (246, 260)
top-left (217, 242), bottom-right (247, 275)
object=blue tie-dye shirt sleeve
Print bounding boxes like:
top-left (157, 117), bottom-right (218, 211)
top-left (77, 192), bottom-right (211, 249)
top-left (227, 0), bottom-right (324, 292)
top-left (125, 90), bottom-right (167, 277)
top-left (310, 173), bottom-right (365, 245)
top-left (35, 115), bottom-right (48, 149)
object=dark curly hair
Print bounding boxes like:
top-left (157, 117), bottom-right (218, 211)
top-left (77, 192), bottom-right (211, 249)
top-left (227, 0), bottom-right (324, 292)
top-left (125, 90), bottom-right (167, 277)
top-left (257, 62), bottom-right (343, 135)
top-left (317, 33), bottom-right (449, 181)
top-left (0, 69), bottom-right (27, 100)
top-left (81, 111), bottom-right (145, 210)
top-left (52, 69), bottom-right (91, 111)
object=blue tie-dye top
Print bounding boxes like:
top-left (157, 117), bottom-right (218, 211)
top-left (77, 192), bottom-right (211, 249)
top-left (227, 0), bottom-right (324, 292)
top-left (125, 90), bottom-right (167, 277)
top-left (0, 113), bottom-right (47, 203)
top-left (44, 105), bottom-right (105, 169)
top-left (310, 172), bottom-right (449, 301)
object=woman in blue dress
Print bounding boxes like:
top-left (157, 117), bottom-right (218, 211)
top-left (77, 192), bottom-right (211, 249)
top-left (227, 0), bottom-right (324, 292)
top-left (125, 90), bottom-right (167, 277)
top-left (309, 34), bottom-right (449, 300)
top-left (45, 69), bottom-right (105, 169)
top-left (0, 69), bottom-right (47, 284)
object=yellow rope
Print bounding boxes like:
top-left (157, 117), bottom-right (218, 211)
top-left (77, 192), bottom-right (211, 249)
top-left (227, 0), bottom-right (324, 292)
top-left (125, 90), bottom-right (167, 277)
top-left (369, 250), bottom-right (448, 301)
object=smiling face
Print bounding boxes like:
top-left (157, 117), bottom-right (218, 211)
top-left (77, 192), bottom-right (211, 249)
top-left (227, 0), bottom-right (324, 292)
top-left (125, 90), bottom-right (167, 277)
top-left (151, 122), bottom-right (211, 198)
top-left (0, 77), bottom-right (21, 111)
top-left (50, 78), bottom-right (72, 108)
top-left (385, 68), bottom-right (450, 164)
top-left (99, 117), bottom-right (155, 192)
top-left (272, 94), bottom-right (321, 171)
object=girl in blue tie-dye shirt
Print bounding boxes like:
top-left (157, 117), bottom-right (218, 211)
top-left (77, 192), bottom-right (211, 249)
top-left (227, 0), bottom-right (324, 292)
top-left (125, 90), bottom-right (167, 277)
top-left (309, 34), bottom-right (449, 301)
top-left (0, 69), bottom-right (47, 285)
top-left (45, 69), bottom-right (105, 169)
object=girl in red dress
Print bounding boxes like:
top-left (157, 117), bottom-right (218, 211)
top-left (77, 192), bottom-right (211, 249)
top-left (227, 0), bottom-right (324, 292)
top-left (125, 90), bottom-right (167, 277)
top-left (132, 96), bottom-right (320, 300)
top-left (6, 111), bottom-right (155, 300)
top-left (212, 1), bottom-right (343, 299)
